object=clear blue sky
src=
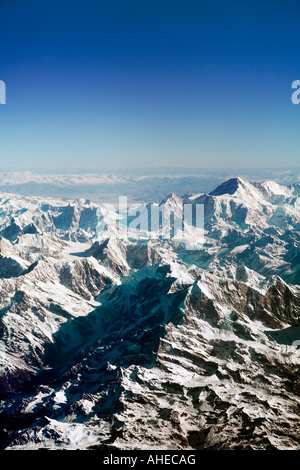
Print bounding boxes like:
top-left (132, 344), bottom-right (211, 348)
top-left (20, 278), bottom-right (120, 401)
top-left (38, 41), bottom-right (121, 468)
top-left (0, 0), bottom-right (300, 170)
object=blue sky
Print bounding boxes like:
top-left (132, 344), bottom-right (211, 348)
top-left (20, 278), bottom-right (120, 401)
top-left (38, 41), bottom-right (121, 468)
top-left (0, 0), bottom-right (300, 170)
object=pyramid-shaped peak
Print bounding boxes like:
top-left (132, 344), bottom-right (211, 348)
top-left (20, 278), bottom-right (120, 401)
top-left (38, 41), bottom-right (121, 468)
top-left (160, 192), bottom-right (183, 205)
top-left (209, 177), bottom-right (250, 196)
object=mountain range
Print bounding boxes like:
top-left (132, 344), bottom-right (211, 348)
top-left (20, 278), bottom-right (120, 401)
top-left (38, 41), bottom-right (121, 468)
top-left (0, 177), bottom-right (299, 450)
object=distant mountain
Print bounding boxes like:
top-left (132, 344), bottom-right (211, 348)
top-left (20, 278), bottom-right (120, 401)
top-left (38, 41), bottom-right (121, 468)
top-left (0, 178), bottom-right (299, 450)
top-left (0, 169), bottom-right (299, 203)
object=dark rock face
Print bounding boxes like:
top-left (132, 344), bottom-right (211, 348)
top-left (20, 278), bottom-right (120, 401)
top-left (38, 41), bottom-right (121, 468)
top-left (23, 224), bottom-right (38, 235)
top-left (210, 177), bottom-right (241, 196)
top-left (0, 256), bottom-right (24, 278)
top-left (78, 207), bottom-right (98, 231)
top-left (53, 205), bottom-right (78, 230)
top-left (1, 221), bottom-right (21, 241)
top-left (126, 243), bottom-right (161, 268)
top-left (59, 259), bottom-right (112, 299)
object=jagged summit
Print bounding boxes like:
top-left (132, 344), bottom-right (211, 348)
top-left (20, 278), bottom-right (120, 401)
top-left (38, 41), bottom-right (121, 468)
top-left (209, 177), bottom-right (300, 202)
top-left (160, 192), bottom-right (183, 206)
top-left (209, 177), bottom-right (250, 196)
